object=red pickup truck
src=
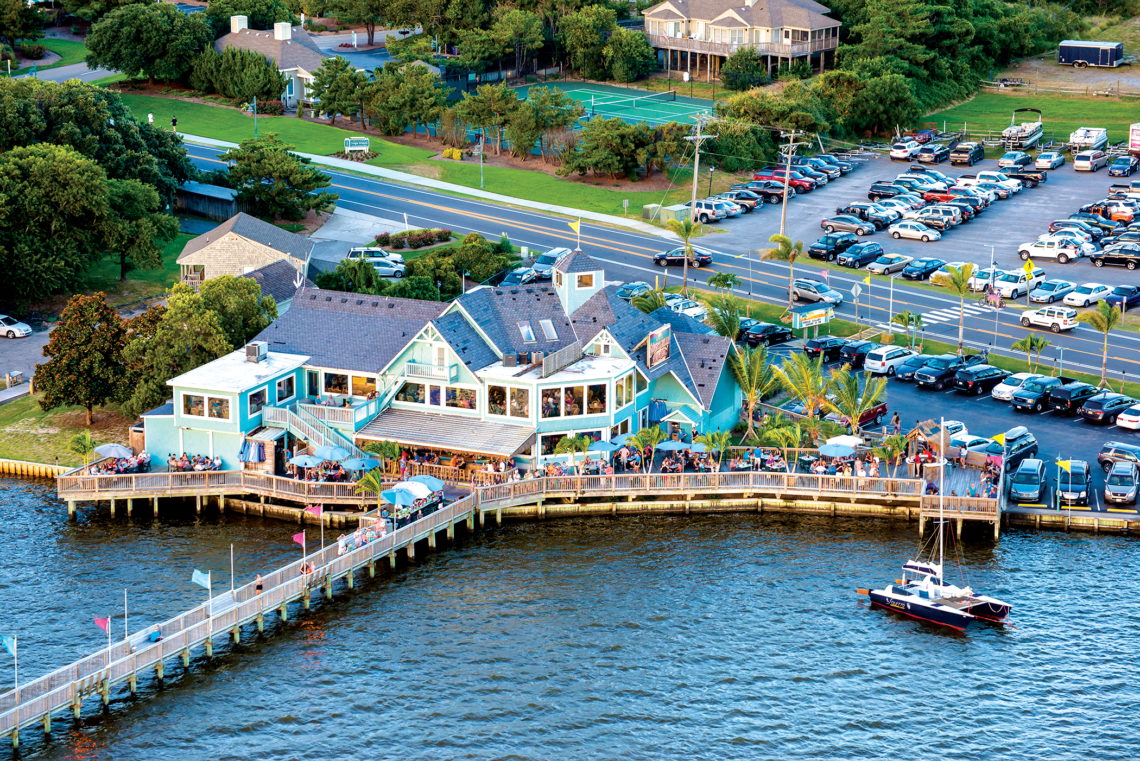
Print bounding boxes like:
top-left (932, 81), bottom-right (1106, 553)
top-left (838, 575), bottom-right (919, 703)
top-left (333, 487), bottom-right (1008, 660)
top-left (825, 400), bottom-right (889, 431)
top-left (753, 169), bottom-right (816, 193)
top-left (922, 190), bottom-right (956, 204)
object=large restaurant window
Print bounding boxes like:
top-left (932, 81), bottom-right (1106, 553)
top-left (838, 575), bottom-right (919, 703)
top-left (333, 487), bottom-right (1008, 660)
top-left (351, 375), bottom-right (377, 397)
top-left (587, 384), bottom-right (607, 414)
top-left (541, 388), bottom-right (561, 418)
top-left (576, 273), bottom-right (594, 289)
top-left (509, 387), bottom-right (529, 418)
top-left (183, 394), bottom-right (204, 417)
top-left (276, 375), bottom-right (295, 403)
top-left (306, 370), bottom-right (319, 397)
top-left (616, 373), bottom-right (634, 408)
top-left (489, 386), bottom-right (507, 416)
top-left (490, 386), bottom-right (530, 418)
top-left (540, 384), bottom-right (609, 418)
top-left (248, 388), bottom-right (267, 414)
top-left (445, 387), bottom-right (477, 410)
top-left (396, 381), bottom-right (425, 403)
top-left (323, 373), bottom-right (348, 394)
top-left (208, 397), bottom-right (230, 420)
top-left (563, 386), bottom-right (584, 416)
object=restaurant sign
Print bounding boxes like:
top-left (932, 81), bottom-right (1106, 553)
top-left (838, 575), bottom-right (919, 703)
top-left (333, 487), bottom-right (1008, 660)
top-left (646, 325), bottom-right (671, 368)
top-left (789, 304), bottom-right (834, 330)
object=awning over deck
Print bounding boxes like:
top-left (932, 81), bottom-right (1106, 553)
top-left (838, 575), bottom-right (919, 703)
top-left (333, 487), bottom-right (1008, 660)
top-left (357, 409), bottom-right (535, 457)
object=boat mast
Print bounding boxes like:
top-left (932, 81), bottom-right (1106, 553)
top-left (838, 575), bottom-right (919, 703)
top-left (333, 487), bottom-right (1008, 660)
top-left (938, 417), bottom-right (946, 574)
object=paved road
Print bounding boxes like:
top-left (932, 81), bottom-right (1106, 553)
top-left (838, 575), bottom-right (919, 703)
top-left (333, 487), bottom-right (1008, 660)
top-left (14, 62), bottom-right (114, 82)
top-left (0, 330), bottom-right (49, 403)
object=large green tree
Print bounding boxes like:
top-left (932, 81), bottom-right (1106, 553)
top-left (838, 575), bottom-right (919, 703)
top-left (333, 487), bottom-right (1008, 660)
top-left (86, 2), bottom-right (214, 83)
top-left (35, 294), bottom-right (127, 426)
top-left (103, 178), bottom-right (180, 281)
top-left (0, 0), bottom-right (44, 49)
top-left (559, 117), bottom-right (650, 179)
top-left (602, 28), bottom-right (655, 83)
top-left (328, 0), bottom-right (385, 45)
top-left (492, 8), bottom-right (543, 76)
top-left (198, 275), bottom-right (278, 349)
top-left (189, 47), bottom-right (288, 103)
top-left (559, 5), bottom-right (615, 79)
top-left (59, 0), bottom-right (147, 23)
top-left (309, 56), bottom-right (368, 125)
top-left (204, 0), bottom-right (294, 35)
top-left (385, 275), bottom-right (443, 301)
top-left (450, 232), bottom-right (518, 282)
top-left (219, 134), bottom-right (337, 219)
top-left (526, 86), bottom-right (584, 162)
top-left (453, 82), bottom-right (521, 154)
top-left (121, 284), bottom-right (231, 418)
top-left (720, 48), bottom-right (769, 91)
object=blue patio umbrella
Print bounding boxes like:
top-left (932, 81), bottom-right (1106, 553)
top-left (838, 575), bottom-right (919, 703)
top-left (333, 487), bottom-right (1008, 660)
top-left (587, 440), bottom-right (621, 454)
top-left (687, 442), bottom-right (709, 453)
top-left (655, 440), bottom-right (691, 451)
top-left (313, 444), bottom-right (351, 461)
top-left (341, 457), bottom-right (380, 472)
top-left (408, 474), bottom-right (446, 491)
top-left (289, 454), bottom-right (323, 468)
top-left (381, 488), bottom-right (417, 506)
top-left (818, 443), bottom-right (855, 459)
top-left (610, 433), bottom-right (635, 447)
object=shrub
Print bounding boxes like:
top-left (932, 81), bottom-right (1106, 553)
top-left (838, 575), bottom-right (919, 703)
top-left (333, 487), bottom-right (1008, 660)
top-left (374, 232), bottom-right (391, 246)
top-left (305, 22), bottom-right (328, 32)
top-left (18, 44), bottom-right (46, 60)
top-left (434, 229), bottom-right (452, 242)
top-left (70, 24), bottom-right (83, 35)
top-left (389, 236), bottom-right (407, 249)
top-left (441, 147), bottom-right (464, 160)
top-left (0, 45), bottom-right (14, 64)
top-left (497, 233), bottom-right (512, 253)
top-left (258, 99), bottom-right (284, 115)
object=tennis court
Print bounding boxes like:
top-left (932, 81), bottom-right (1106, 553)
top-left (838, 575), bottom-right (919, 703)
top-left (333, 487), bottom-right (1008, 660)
top-left (512, 82), bottom-right (713, 126)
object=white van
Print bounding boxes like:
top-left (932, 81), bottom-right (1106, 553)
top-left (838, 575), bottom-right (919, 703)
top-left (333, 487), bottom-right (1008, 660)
top-left (1074, 150), bottom-right (1109, 172)
top-left (864, 346), bottom-right (917, 375)
top-left (890, 141), bottom-right (922, 160)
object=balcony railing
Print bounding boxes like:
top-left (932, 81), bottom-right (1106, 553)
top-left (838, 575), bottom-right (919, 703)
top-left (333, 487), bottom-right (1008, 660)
top-left (405, 360), bottom-right (458, 383)
top-left (645, 33), bottom-right (836, 58)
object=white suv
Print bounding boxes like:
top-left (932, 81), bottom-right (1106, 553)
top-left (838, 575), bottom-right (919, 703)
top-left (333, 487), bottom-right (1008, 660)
top-left (1017, 236), bottom-right (1091, 264)
top-left (992, 267), bottom-right (1046, 298)
top-left (1020, 305), bottom-right (1078, 333)
top-left (864, 346), bottom-right (917, 375)
top-left (973, 170), bottom-right (1023, 192)
top-left (349, 247), bottom-right (405, 266)
top-left (890, 141), bottom-right (922, 160)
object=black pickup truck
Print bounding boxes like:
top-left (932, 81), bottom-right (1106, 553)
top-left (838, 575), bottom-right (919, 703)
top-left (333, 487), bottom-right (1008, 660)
top-left (1047, 381), bottom-right (1098, 414)
top-left (1005, 170), bottom-right (1048, 187)
top-left (1012, 375), bottom-right (1075, 413)
top-left (913, 353), bottom-right (988, 390)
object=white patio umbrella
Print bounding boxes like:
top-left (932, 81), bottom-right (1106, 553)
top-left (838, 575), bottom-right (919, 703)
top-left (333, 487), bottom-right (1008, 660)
top-left (391, 480), bottom-right (433, 500)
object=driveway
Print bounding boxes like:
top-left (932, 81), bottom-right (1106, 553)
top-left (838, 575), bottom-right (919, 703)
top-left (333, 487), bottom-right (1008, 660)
top-left (0, 329), bottom-right (49, 403)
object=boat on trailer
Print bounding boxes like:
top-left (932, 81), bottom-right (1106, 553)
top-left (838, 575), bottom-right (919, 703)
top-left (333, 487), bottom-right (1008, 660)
top-left (1002, 108), bottom-right (1043, 150)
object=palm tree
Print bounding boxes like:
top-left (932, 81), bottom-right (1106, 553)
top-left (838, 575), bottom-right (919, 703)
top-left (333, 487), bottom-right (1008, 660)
top-left (708, 272), bottom-right (741, 293)
top-left (706, 293), bottom-right (744, 340)
top-left (1077, 299), bottom-right (1122, 387)
top-left (554, 434), bottom-right (592, 476)
top-left (632, 289), bottom-right (668, 314)
top-left (664, 217), bottom-right (701, 296)
top-left (630, 426), bottom-right (666, 472)
top-left (69, 430), bottom-right (96, 468)
top-left (825, 368), bottom-right (887, 435)
top-left (728, 345), bottom-right (777, 442)
top-left (891, 310), bottom-right (916, 348)
top-left (1011, 334), bottom-right (1052, 374)
top-left (695, 430), bottom-right (732, 471)
top-left (763, 421), bottom-right (803, 472)
top-left (354, 468), bottom-right (387, 514)
top-left (775, 352), bottom-right (833, 420)
top-left (872, 434), bottom-right (909, 478)
top-left (362, 440), bottom-right (401, 475)
top-left (943, 263), bottom-right (976, 354)
top-left (762, 234), bottom-right (803, 307)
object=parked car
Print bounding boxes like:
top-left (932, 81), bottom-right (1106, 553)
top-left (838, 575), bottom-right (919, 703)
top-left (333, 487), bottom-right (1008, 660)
top-left (795, 157), bottom-right (841, 179)
top-left (893, 193), bottom-right (929, 210)
top-left (968, 267), bottom-right (1004, 292)
top-left (895, 354), bottom-right (936, 382)
top-left (1056, 459), bottom-right (1092, 506)
top-left (890, 140), bottom-right (922, 160)
top-left (953, 364), bottom-right (1010, 395)
top-left (729, 181), bottom-right (785, 203)
top-left (975, 181), bottom-right (1014, 200)
top-left (992, 372), bottom-right (1039, 402)
top-left (774, 162), bottom-right (828, 185)
top-left (908, 204), bottom-right (961, 227)
top-left (901, 257), bottom-right (947, 280)
top-left (684, 199), bottom-right (729, 223)
top-left (1105, 285), bottom-right (1140, 309)
top-left (864, 346), bottom-right (917, 375)
top-left (1090, 247), bottom-right (1140, 271)
top-left (1101, 230), bottom-right (1140, 247)
top-left (1079, 201), bottom-right (1135, 224)
top-left (1020, 237), bottom-right (1092, 264)
top-left (368, 258), bottom-right (407, 278)
top-left (1047, 381), bottom-right (1098, 414)
top-left (950, 142), bottom-right (985, 166)
top-left (1108, 156), bottom-right (1139, 177)
top-left (815, 154), bottom-right (855, 173)
top-left (667, 296), bottom-right (708, 320)
top-left (532, 247), bottom-right (573, 278)
top-left (866, 253), bottom-right (913, 275)
top-left (821, 215), bottom-right (876, 235)
top-left (1078, 392), bottom-right (1137, 424)
top-left (835, 203), bottom-right (892, 227)
top-left (0, 314), bottom-right (31, 339)
top-left (715, 190), bottom-right (763, 211)
top-left (909, 212), bottom-right (952, 231)
top-left (1028, 279), bottom-right (1076, 304)
top-left (1036, 151), bottom-right (1065, 170)
top-left (1020, 305), bottom-right (1078, 333)
top-left (998, 151), bottom-right (1033, 169)
top-left (1005, 170), bottom-right (1048, 187)
top-left (979, 425), bottom-right (1039, 470)
top-left (1098, 441), bottom-right (1140, 472)
top-left (929, 261), bottom-right (969, 286)
top-left (654, 246), bottom-right (713, 268)
top-left (877, 198), bottom-right (920, 216)
top-left (916, 144), bottom-right (950, 164)
top-left (1073, 150), bottom-right (1109, 172)
top-left (889, 220), bottom-right (941, 242)
top-left (914, 353), bottom-right (986, 390)
top-left (808, 233), bottom-right (859, 261)
top-left (741, 322), bottom-right (794, 346)
top-left (1116, 404), bottom-right (1140, 431)
top-left (1068, 212), bottom-right (1122, 234)
top-left (867, 181), bottom-right (908, 201)
top-left (615, 281), bottom-right (652, 301)
top-left (836, 242), bottom-right (884, 268)
top-left (500, 266), bottom-right (537, 286)
top-left (1063, 282), bottom-right (1112, 307)
top-left (791, 278), bottom-right (844, 305)
top-left (348, 246), bottom-right (404, 266)
top-left (944, 199), bottom-right (981, 221)
top-left (1049, 219), bottom-right (1104, 240)
top-left (1008, 458), bottom-right (1047, 503)
top-left (1012, 376), bottom-right (1069, 412)
top-left (838, 340), bottom-right (879, 369)
top-left (803, 336), bottom-right (849, 361)
top-left (992, 267), bottom-right (1046, 299)
top-left (970, 170), bottom-right (1023, 192)
top-left (1104, 462), bottom-right (1140, 505)
top-left (753, 169), bottom-right (815, 193)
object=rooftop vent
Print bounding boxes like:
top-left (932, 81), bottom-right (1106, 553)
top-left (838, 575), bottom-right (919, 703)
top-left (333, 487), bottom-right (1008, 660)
top-left (245, 341), bottom-right (269, 363)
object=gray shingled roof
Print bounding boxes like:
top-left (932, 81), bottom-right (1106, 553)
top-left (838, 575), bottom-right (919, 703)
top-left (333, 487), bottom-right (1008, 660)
top-left (252, 287), bottom-right (445, 374)
top-left (674, 332), bottom-right (733, 408)
top-left (243, 260), bottom-right (312, 305)
top-left (432, 311), bottom-right (499, 371)
top-left (179, 181), bottom-right (238, 201)
top-left (647, 306), bottom-right (716, 335)
top-left (215, 26), bottom-right (327, 71)
top-left (553, 249), bottom-right (602, 274)
top-left (179, 212), bottom-right (313, 263)
top-left (454, 285), bottom-right (575, 356)
top-left (643, 0), bottom-right (839, 30)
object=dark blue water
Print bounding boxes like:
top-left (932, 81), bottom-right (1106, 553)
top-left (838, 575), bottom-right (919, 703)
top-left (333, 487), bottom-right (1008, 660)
top-left (3, 477), bottom-right (1139, 760)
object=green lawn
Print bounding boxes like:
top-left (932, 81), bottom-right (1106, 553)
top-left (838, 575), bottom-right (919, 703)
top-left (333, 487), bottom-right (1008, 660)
top-left (0, 395), bottom-right (132, 467)
top-left (924, 92), bottom-right (1139, 144)
top-left (79, 231), bottom-right (192, 307)
top-left (12, 38), bottom-right (88, 76)
top-left (113, 92), bottom-right (694, 216)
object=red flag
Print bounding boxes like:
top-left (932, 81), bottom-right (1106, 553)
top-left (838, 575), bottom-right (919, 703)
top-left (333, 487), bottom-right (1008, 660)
top-left (304, 505), bottom-right (323, 517)
top-left (818, 269), bottom-right (829, 280)
top-left (94, 617), bottom-right (110, 633)
top-left (291, 531), bottom-right (305, 546)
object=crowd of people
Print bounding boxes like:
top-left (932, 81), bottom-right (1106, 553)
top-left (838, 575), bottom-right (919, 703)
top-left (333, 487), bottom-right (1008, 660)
top-left (89, 452), bottom-right (152, 475)
top-left (727, 448), bottom-right (787, 472)
top-left (289, 460), bottom-right (349, 482)
top-left (810, 454), bottom-right (882, 479)
top-left (167, 453), bottom-right (220, 472)
top-left (335, 519), bottom-right (387, 555)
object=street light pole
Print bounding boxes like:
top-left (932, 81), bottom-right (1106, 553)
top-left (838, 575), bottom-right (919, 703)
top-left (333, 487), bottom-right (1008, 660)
top-left (778, 130), bottom-right (806, 239)
top-left (707, 165), bottom-right (715, 196)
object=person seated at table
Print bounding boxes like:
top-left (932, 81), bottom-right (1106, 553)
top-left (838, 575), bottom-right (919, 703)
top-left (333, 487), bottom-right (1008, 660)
top-left (661, 456), bottom-right (681, 474)
top-left (925, 480), bottom-right (939, 495)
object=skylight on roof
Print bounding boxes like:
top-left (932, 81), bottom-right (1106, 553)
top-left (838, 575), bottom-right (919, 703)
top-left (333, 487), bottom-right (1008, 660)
top-left (539, 319), bottom-right (557, 341)
top-left (518, 321), bottom-right (536, 342)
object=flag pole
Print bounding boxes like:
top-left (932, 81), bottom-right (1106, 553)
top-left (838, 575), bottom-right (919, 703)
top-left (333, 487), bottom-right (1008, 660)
top-left (230, 543), bottom-right (235, 599)
top-left (320, 507), bottom-right (325, 550)
top-left (123, 589), bottom-right (128, 643)
top-left (13, 636), bottom-right (17, 702)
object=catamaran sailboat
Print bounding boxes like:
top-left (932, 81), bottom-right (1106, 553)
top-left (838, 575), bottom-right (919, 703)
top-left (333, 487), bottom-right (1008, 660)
top-left (861, 420), bottom-right (1012, 631)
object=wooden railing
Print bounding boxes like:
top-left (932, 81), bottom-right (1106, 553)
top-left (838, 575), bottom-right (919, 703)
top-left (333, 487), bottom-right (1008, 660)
top-left (57, 469), bottom-right (379, 504)
top-left (298, 402), bottom-right (355, 426)
top-left (385, 460), bottom-right (517, 488)
top-left (645, 33), bottom-right (836, 58)
top-left (920, 495), bottom-right (1000, 518)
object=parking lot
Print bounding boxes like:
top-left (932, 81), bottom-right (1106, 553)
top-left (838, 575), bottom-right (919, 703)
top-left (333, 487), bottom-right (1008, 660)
top-left (708, 153), bottom-right (1138, 288)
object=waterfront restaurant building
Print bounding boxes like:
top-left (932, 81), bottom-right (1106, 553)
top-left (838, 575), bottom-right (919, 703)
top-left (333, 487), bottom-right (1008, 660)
top-left (139, 252), bottom-right (743, 471)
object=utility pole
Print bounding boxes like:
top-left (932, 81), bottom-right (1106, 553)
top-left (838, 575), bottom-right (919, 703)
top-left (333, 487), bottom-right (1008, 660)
top-left (778, 129), bottom-right (808, 238)
top-left (681, 113), bottom-right (712, 296)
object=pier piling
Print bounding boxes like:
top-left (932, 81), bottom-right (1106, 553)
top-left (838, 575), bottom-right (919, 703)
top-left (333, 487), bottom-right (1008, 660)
top-left (346, 570), bottom-right (354, 590)
top-left (71, 696), bottom-right (81, 719)
top-left (204, 639), bottom-right (213, 658)
top-left (256, 613), bottom-right (264, 633)
top-left (155, 661), bottom-right (164, 682)
top-left (41, 713), bottom-right (50, 736)
top-left (180, 649), bottom-right (190, 668)
top-left (129, 672), bottom-right (137, 695)
top-left (231, 627), bottom-right (241, 645)
top-left (278, 604), bottom-right (288, 622)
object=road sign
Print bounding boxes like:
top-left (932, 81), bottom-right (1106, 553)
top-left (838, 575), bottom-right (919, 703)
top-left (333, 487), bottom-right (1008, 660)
top-left (343, 137), bottom-right (370, 153)
top-left (851, 283), bottom-right (862, 299)
top-left (789, 304), bottom-right (833, 330)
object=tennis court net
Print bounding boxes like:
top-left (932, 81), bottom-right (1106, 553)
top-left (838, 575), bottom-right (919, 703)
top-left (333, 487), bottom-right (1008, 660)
top-left (590, 89), bottom-right (678, 111)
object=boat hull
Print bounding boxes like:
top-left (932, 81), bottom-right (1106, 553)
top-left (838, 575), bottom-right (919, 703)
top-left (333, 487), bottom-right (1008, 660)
top-left (868, 590), bottom-right (974, 631)
top-left (963, 598), bottom-right (1011, 622)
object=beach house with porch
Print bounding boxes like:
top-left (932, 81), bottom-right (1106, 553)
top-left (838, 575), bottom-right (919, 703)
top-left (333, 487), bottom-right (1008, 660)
top-left (137, 252), bottom-right (742, 475)
top-left (177, 212), bottom-right (312, 291)
top-left (214, 16), bottom-right (329, 108)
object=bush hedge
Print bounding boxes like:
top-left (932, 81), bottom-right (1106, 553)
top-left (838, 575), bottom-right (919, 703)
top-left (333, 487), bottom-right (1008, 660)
top-left (375, 228), bottom-right (452, 249)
